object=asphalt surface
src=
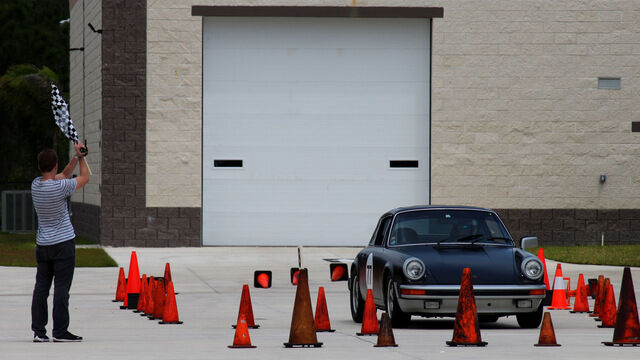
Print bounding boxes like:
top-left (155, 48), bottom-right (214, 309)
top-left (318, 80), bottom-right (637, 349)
top-left (1, 247), bottom-right (639, 359)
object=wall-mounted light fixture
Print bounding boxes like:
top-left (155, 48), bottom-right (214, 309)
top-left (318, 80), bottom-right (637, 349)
top-left (88, 23), bottom-right (102, 34)
top-left (600, 175), bottom-right (606, 184)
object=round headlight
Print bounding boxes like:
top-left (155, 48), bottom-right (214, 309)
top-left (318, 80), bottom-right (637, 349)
top-left (403, 258), bottom-right (425, 281)
top-left (521, 258), bottom-right (543, 280)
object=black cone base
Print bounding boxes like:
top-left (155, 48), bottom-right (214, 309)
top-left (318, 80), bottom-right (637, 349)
top-left (126, 293), bottom-right (140, 309)
top-left (283, 342), bottom-right (323, 348)
top-left (446, 341), bottom-right (488, 347)
top-left (603, 342), bottom-right (640, 346)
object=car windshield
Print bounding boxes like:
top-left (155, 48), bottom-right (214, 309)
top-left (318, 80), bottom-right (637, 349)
top-left (387, 210), bottom-right (513, 246)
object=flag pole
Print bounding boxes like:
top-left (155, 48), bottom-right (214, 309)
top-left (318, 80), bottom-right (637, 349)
top-left (77, 140), bottom-right (93, 176)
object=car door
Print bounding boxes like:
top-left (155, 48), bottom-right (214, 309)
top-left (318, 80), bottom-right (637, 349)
top-left (370, 216), bottom-right (393, 303)
top-left (355, 215), bottom-right (392, 303)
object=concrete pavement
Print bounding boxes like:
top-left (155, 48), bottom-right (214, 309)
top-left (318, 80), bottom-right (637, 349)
top-left (1, 246), bottom-right (639, 359)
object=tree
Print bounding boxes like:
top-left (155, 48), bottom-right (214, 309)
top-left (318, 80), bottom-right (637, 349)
top-left (0, 64), bottom-right (69, 189)
top-left (0, 0), bottom-right (69, 191)
top-left (0, 0), bottom-right (69, 89)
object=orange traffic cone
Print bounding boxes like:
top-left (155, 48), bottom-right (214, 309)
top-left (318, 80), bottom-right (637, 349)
top-left (314, 287), bottom-right (334, 332)
top-left (356, 289), bottom-right (379, 336)
top-left (159, 281), bottom-right (183, 324)
top-left (603, 267), bottom-right (640, 346)
top-left (119, 277), bottom-right (129, 310)
top-left (134, 274), bottom-right (147, 313)
top-left (144, 278), bottom-right (157, 317)
top-left (330, 263), bottom-right (348, 281)
top-left (594, 278), bottom-right (611, 320)
top-left (588, 278), bottom-right (598, 299)
top-left (374, 312), bottom-right (398, 347)
top-left (125, 251), bottom-right (141, 309)
top-left (253, 271), bottom-right (272, 288)
top-left (547, 265), bottom-right (571, 310)
top-left (233, 284), bottom-right (259, 329)
top-left (163, 263), bottom-right (172, 284)
top-left (284, 269), bottom-right (322, 348)
top-left (229, 314), bottom-right (256, 348)
top-left (150, 279), bottom-right (166, 320)
top-left (597, 283), bottom-right (617, 328)
top-left (163, 262), bottom-right (178, 295)
top-left (113, 267), bottom-right (126, 302)
top-left (537, 248), bottom-right (550, 291)
top-left (590, 275), bottom-right (605, 317)
top-left (570, 274), bottom-right (590, 313)
top-left (120, 285), bottom-right (129, 309)
top-left (534, 312), bottom-right (561, 346)
top-left (291, 268), bottom-right (300, 285)
top-left (563, 277), bottom-right (571, 307)
top-left (446, 268), bottom-right (487, 347)
top-left (141, 276), bottom-right (155, 316)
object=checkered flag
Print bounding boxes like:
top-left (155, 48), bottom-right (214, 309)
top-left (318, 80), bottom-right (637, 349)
top-left (50, 83), bottom-right (79, 143)
top-left (50, 83), bottom-right (92, 175)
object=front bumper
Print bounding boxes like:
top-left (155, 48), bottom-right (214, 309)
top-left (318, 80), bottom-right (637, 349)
top-left (397, 284), bottom-right (546, 316)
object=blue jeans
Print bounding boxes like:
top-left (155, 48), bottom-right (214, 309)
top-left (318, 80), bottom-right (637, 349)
top-left (31, 239), bottom-right (75, 337)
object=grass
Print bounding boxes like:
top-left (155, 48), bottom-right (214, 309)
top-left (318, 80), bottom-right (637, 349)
top-left (0, 232), bottom-right (117, 267)
top-left (531, 245), bottom-right (640, 267)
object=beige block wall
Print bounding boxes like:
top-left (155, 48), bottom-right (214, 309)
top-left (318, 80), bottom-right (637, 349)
top-left (429, 0), bottom-right (640, 209)
top-left (146, 0), bottom-right (202, 207)
top-left (70, 0), bottom-right (102, 206)
top-left (146, 0), bottom-right (640, 209)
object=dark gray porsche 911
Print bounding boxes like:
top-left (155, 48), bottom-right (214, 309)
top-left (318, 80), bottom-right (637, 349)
top-left (349, 206), bottom-right (546, 328)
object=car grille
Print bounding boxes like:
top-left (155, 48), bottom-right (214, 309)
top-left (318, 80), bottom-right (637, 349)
top-left (425, 289), bottom-right (536, 296)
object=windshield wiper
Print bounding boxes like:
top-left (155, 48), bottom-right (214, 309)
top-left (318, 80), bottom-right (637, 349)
top-left (470, 236), bottom-right (512, 245)
top-left (437, 233), bottom-right (483, 246)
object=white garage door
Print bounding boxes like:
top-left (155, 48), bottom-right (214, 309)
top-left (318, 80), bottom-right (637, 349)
top-left (202, 17), bottom-right (430, 246)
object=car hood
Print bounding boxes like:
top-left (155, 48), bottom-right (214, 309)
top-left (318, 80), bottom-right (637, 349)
top-left (395, 245), bottom-right (518, 285)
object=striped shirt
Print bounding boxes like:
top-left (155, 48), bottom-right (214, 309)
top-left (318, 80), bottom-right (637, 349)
top-left (31, 177), bottom-right (77, 246)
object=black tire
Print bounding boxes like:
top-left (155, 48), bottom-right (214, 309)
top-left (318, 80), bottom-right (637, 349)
top-left (516, 303), bottom-right (543, 328)
top-left (350, 272), bottom-right (364, 323)
top-left (385, 277), bottom-right (411, 328)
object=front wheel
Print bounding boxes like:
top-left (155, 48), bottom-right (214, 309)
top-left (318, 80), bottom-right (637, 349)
top-left (516, 303), bottom-right (543, 328)
top-left (385, 277), bottom-right (411, 328)
top-left (350, 272), bottom-right (364, 323)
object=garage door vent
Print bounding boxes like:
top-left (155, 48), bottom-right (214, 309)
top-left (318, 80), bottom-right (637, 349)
top-left (214, 159), bottom-right (243, 168)
top-left (390, 160), bottom-right (419, 168)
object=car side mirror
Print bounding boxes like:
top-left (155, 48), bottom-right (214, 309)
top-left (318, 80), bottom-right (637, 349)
top-left (520, 236), bottom-right (538, 250)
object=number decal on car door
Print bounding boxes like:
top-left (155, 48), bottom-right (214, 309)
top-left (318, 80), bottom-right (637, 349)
top-left (366, 253), bottom-right (373, 290)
